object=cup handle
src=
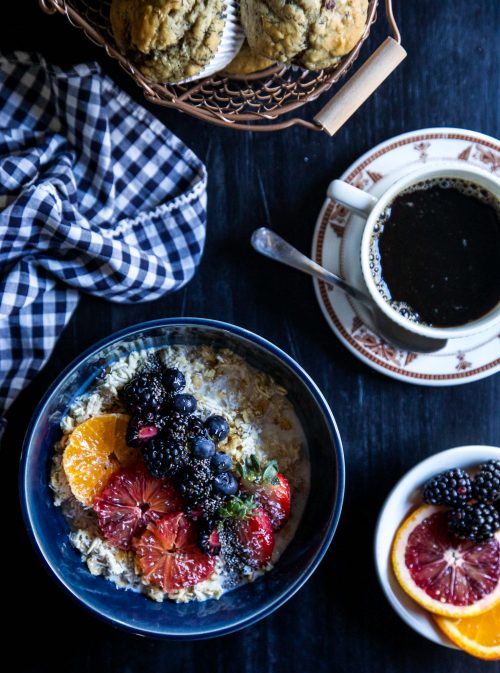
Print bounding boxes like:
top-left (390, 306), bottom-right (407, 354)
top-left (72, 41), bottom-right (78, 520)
top-left (327, 180), bottom-right (379, 218)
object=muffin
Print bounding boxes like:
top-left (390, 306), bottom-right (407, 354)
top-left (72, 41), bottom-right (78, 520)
top-left (225, 40), bottom-right (275, 75)
top-left (110, 0), bottom-right (245, 83)
top-left (240, 0), bottom-right (369, 70)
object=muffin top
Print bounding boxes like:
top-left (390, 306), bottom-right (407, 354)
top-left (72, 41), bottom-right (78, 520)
top-left (240, 0), bottom-right (369, 70)
top-left (110, 0), bottom-right (227, 82)
top-left (225, 40), bottom-right (275, 75)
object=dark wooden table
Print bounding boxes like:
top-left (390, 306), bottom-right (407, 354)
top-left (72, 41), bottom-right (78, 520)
top-left (3, 2), bottom-right (500, 671)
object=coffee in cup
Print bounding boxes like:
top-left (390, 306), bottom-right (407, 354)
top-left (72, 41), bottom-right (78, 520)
top-left (368, 177), bottom-right (500, 328)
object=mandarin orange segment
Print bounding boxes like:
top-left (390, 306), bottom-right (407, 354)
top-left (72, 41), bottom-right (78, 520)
top-left (62, 414), bottom-right (140, 505)
top-left (435, 603), bottom-right (500, 660)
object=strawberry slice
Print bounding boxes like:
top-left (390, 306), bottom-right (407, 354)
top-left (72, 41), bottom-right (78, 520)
top-left (239, 456), bottom-right (291, 530)
top-left (135, 513), bottom-right (216, 592)
top-left (93, 464), bottom-right (182, 550)
top-left (219, 497), bottom-right (275, 570)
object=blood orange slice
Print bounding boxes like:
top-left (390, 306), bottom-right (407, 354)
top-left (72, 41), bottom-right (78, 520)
top-left (392, 505), bottom-right (500, 617)
top-left (135, 513), bottom-right (216, 592)
top-left (63, 414), bottom-right (140, 505)
top-left (93, 464), bottom-right (183, 550)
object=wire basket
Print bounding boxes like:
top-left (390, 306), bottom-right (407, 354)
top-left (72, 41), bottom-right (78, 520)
top-left (39, 0), bottom-right (404, 133)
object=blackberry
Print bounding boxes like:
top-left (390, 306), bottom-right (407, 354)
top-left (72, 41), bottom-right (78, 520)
top-left (448, 503), bottom-right (500, 542)
top-left (126, 414), bottom-right (164, 447)
top-left (163, 411), bottom-right (189, 443)
top-left (139, 354), bottom-right (163, 376)
top-left (197, 516), bottom-right (221, 556)
top-left (142, 410), bottom-right (169, 434)
top-left (177, 458), bottom-right (212, 502)
top-left (472, 460), bottom-right (500, 502)
top-left (143, 437), bottom-right (189, 478)
top-left (422, 468), bottom-right (472, 507)
top-left (177, 459), bottom-right (226, 516)
top-left (121, 374), bottom-right (167, 414)
top-left (187, 416), bottom-right (207, 440)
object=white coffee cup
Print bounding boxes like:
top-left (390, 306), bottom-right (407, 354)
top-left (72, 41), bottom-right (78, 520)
top-left (328, 163), bottom-right (500, 340)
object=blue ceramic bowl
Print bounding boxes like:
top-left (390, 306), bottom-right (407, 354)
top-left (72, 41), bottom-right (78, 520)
top-left (20, 318), bottom-right (344, 639)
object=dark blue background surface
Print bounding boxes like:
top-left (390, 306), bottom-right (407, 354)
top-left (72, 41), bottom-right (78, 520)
top-left (3, 1), bottom-right (500, 671)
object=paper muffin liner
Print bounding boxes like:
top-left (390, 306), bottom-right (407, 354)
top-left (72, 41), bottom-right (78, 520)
top-left (177, 0), bottom-right (245, 84)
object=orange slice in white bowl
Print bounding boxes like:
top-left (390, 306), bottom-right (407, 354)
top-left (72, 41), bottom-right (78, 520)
top-left (62, 414), bottom-right (140, 505)
top-left (434, 603), bottom-right (500, 660)
top-left (391, 505), bottom-right (500, 618)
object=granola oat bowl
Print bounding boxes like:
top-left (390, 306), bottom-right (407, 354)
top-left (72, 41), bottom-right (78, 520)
top-left (20, 318), bottom-right (344, 639)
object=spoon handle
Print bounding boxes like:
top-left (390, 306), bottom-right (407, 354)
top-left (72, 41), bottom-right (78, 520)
top-left (251, 227), bottom-right (371, 307)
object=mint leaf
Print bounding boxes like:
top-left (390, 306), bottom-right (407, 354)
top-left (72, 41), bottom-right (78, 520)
top-left (262, 460), bottom-right (279, 484)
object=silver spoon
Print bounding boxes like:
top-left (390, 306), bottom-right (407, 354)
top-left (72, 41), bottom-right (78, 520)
top-left (252, 227), bottom-right (373, 306)
top-left (251, 227), bottom-right (447, 354)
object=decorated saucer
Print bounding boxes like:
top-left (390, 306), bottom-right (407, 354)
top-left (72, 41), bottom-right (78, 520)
top-left (312, 128), bottom-right (500, 386)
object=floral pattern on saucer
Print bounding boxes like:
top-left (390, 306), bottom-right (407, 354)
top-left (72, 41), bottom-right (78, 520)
top-left (312, 128), bottom-right (500, 386)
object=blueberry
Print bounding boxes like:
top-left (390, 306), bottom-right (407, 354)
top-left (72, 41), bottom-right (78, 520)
top-left (213, 472), bottom-right (239, 496)
top-left (205, 415), bottom-right (230, 442)
top-left (162, 368), bottom-right (186, 393)
top-left (171, 393), bottom-right (197, 415)
top-left (211, 452), bottom-right (233, 474)
top-left (190, 436), bottom-right (216, 459)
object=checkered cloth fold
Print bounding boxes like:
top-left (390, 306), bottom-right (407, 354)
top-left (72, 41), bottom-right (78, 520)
top-left (0, 53), bottom-right (207, 433)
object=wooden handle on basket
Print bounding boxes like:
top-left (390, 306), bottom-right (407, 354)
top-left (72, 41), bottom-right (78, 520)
top-left (314, 37), bottom-right (407, 136)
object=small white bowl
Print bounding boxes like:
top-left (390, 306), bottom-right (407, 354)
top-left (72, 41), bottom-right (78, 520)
top-left (374, 445), bottom-right (500, 649)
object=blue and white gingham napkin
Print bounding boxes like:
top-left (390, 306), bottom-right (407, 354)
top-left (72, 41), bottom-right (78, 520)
top-left (0, 52), bottom-right (207, 435)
